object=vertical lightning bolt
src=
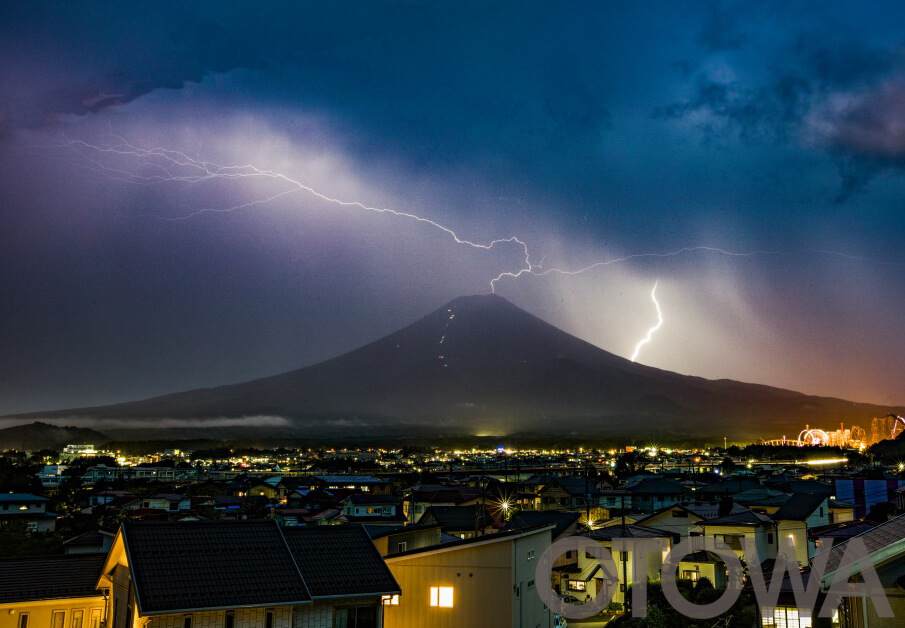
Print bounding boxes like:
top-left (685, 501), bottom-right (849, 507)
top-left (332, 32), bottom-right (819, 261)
top-left (630, 280), bottom-right (663, 363)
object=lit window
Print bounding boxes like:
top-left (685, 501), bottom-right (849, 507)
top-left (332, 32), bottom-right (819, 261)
top-left (527, 549), bottom-right (536, 560)
top-left (429, 587), bottom-right (454, 608)
top-left (568, 580), bottom-right (587, 591)
top-left (382, 595), bottom-right (400, 606)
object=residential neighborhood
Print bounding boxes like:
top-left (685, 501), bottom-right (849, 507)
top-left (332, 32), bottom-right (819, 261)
top-left (4, 441), bottom-right (905, 626)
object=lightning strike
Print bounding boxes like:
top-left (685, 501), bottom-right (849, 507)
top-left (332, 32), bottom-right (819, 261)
top-left (65, 137), bottom-right (905, 297)
top-left (630, 280), bottom-right (663, 363)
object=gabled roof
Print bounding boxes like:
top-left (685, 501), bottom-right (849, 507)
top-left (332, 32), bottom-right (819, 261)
top-left (63, 529), bottom-right (116, 547)
top-left (419, 504), bottom-right (488, 530)
top-left (634, 502), bottom-right (747, 525)
top-left (120, 520), bottom-right (311, 614)
top-left (589, 524), bottom-right (678, 541)
top-left (503, 510), bottom-right (581, 539)
top-left (282, 526), bottom-right (399, 598)
top-left (542, 477), bottom-right (599, 496)
top-left (772, 493), bottom-right (826, 521)
top-left (0, 554), bottom-right (105, 603)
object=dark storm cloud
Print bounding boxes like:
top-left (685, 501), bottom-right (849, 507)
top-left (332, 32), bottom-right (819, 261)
top-left (0, 1), bottom-right (613, 157)
top-left (656, 4), bottom-right (905, 199)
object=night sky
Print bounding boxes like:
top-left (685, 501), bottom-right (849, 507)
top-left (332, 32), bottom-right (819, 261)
top-left (2, 1), bottom-right (904, 416)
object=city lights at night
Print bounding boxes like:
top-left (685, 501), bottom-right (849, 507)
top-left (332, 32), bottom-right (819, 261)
top-left (2, 2), bottom-right (905, 626)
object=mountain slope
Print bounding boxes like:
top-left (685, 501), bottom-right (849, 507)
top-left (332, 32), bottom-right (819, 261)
top-left (10, 295), bottom-right (901, 440)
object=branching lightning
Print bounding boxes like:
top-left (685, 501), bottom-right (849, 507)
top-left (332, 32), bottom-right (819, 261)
top-left (64, 137), bottom-right (905, 305)
top-left (630, 280), bottom-right (663, 363)
top-left (66, 137), bottom-right (536, 290)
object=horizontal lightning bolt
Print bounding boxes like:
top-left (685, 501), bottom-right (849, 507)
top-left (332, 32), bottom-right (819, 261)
top-left (64, 137), bottom-right (905, 295)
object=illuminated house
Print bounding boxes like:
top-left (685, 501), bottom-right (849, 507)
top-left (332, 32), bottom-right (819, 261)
top-left (536, 478), bottom-right (608, 523)
top-left (98, 520), bottom-right (399, 628)
top-left (309, 475), bottom-right (391, 495)
top-left (633, 502), bottom-right (749, 540)
top-left (402, 484), bottom-right (481, 522)
top-left (0, 555), bottom-right (106, 628)
top-left (771, 493), bottom-right (829, 567)
top-left (697, 510), bottom-right (777, 565)
top-left (367, 525), bottom-right (443, 557)
top-left (339, 495), bottom-right (406, 526)
top-left (814, 513), bottom-right (905, 628)
top-left (0, 494), bottom-right (57, 533)
top-left (767, 514), bottom-right (905, 628)
top-left (383, 524), bottom-right (555, 628)
top-left (577, 525), bottom-right (676, 607)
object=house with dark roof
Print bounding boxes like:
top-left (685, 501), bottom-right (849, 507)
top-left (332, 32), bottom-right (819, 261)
top-left (0, 554), bottom-right (106, 628)
top-left (503, 510), bottom-right (581, 541)
top-left (772, 493), bottom-right (829, 567)
top-left (402, 484), bottom-right (481, 523)
top-left (536, 477), bottom-right (609, 524)
top-left (697, 510), bottom-right (777, 565)
top-left (633, 501), bottom-right (748, 540)
top-left (812, 513), bottom-right (905, 627)
top-left (310, 475), bottom-right (391, 496)
top-left (417, 505), bottom-right (496, 539)
top-left (620, 476), bottom-right (690, 513)
top-left (0, 494), bottom-right (57, 533)
top-left (98, 520), bottom-right (399, 628)
top-left (366, 525), bottom-right (443, 557)
top-left (63, 529), bottom-right (116, 555)
top-left (383, 525), bottom-right (554, 628)
top-left (339, 495), bottom-right (406, 526)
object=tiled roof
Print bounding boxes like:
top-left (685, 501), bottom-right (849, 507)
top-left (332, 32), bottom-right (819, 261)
top-left (0, 554), bottom-right (105, 603)
top-left (122, 520), bottom-right (311, 613)
top-left (282, 526), bottom-right (399, 598)
top-left (819, 513), bottom-right (905, 577)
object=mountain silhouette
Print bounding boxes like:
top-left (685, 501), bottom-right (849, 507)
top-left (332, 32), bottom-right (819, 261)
top-left (11, 294), bottom-right (901, 440)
